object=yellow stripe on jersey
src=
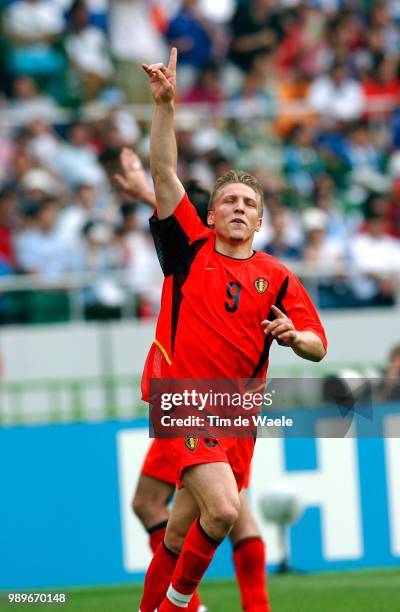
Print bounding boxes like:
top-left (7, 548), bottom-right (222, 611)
top-left (154, 338), bottom-right (172, 365)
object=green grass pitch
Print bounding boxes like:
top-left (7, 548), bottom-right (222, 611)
top-left (2, 569), bottom-right (400, 611)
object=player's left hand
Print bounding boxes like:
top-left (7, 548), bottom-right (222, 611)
top-left (261, 305), bottom-right (299, 347)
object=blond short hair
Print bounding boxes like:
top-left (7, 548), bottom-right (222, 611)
top-left (209, 170), bottom-right (264, 216)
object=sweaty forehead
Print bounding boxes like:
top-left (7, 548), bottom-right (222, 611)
top-left (215, 183), bottom-right (258, 202)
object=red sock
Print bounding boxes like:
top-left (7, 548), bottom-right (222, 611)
top-left (187, 591), bottom-right (202, 612)
top-left (144, 523), bottom-right (202, 612)
top-left (159, 519), bottom-right (221, 610)
top-left (233, 537), bottom-right (271, 612)
top-left (147, 520), bottom-right (168, 554)
top-left (139, 541), bottom-right (179, 612)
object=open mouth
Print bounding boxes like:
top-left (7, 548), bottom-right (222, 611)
top-left (231, 218), bottom-right (246, 225)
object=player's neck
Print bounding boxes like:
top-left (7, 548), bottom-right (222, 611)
top-left (214, 236), bottom-right (254, 259)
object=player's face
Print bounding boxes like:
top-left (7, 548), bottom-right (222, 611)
top-left (207, 183), bottom-right (262, 243)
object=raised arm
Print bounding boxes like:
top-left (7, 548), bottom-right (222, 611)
top-left (142, 47), bottom-right (184, 220)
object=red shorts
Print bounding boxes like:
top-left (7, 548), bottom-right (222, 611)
top-left (141, 437), bottom-right (254, 490)
top-left (141, 439), bottom-right (176, 485)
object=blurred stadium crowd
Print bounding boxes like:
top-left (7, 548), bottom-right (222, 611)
top-left (1, 0), bottom-right (400, 324)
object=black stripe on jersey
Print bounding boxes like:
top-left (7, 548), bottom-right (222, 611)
top-left (150, 215), bottom-right (190, 276)
top-left (251, 275), bottom-right (289, 378)
top-left (171, 238), bottom-right (208, 355)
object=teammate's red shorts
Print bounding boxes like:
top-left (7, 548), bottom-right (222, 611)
top-left (145, 437), bottom-right (254, 491)
top-left (141, 438), bottom-right (176, 485)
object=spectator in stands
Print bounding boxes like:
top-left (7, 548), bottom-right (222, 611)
top-left (108, 0), bottom-right (167, 104)
top-left (51, 122), bottom-right (106, 189)
top-left (14, 196), bottom-right (72, 282)
top-left (229, 52), bottom-right (278, 116)
top-left (313, 173), bottom-right (348, 241)
top-left (100, 90), bottom-right (141, 147)
top-left (181, 63), bottom-right (225, 108)
top-left (283, 123), bottom-right (325, 202)
top-left (362, 56), bottom-right (400, 118)
top-left (262, 206), bottom-right (301, 261)
top-left (340, 120), bottom-right (387, 191)
top-left (350, 195), bottom-right (400, 306)
top-left (302, 207), bottom-right (346, 262)
top-left (56, 181), bottom-right (99, 247)
top-left (301, 207), bottom-right (351, 308)
top-left (19, 167), bottom-right (62, 203)
top-left (117, 203), bottom-right (163, 318)
top-left (229, 0), bottom-right (284, 72)
top-left (26, 118), bottom-right (62, 169)
top-left (6, 75), bottom-right (58, 125)
top-left (0, 188), bottom-right (17, 272)
top-left (324, 9), bottom-right (364, 74)
top-left (387, 178), bottom-right (400, 238)
top-left (368, 2), bottom-right (400, 57)
top-left (0, 119), bottom-right (15, 188)
top-left (274, 64), bottom-right (316, 138)
top-left (3, 0), bottom-right (65, 98)
top-left (63, 0), bottom-right (113, 104)
top-left (276, 3), bottom-right (326, 79)
top-left (308, 61), bottom-right (365, 121)
top-left (166, 0), bottom-right (224, 90)
top-left (4, 143), bottom-right (34, 195)
top-left (75, 219), bottom-right (125, 320)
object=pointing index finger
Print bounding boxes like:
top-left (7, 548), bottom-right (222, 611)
top-left (271, 305), bottom-right (285, 318)
top-left (168, 47), bottom-right (177, 72)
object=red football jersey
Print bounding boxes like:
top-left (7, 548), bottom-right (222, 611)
top-left (141, 193), bottom-right (327, 400)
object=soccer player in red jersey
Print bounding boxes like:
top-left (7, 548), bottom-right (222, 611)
top-left (138, 48), bottom-right (327, 611)
top-left (116, 149), bottom-right (272, 611)
top-left (135, 441), bottom-right (266, 612)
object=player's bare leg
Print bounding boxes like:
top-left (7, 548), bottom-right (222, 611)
top-left (163, 487), bottom-right (201, 552)
top-left (139, 487), bottom-right (200, 612)
top-left (156, 462), bottom-right (240, 611)
top-left (133, 473), bottom-right (173, 554)
top-left (132, 474), bottom-right (173, 530)
top-left (230, 491), bottom-right (260, 544)
top-left (230, 491), bottom-right (271, 611)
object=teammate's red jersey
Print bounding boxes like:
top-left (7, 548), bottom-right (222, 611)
top-left (142, 193), bottom-right (327, 399)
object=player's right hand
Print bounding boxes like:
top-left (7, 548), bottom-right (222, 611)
top-left (114, 148), bottom-right (145, 197)
top-left (142, 47), bottom-right (177, 105)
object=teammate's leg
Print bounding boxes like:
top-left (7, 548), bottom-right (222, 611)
top-left (157, 462), bottom-right (240, 611)
top-left (230, 491), bottom-right (271, 611)
top-left (139, 487), bottom-right (200, 612)
top-left (132, 474), bottom-right (174, 553)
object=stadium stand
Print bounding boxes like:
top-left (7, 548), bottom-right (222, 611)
top-left (1, 0), bottom-right (400, 325)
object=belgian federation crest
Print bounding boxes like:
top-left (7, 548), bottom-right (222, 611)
top-left (185, 433), bottom-right (199, 451)
top-left (254, 277), bottom-right (269, 294)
